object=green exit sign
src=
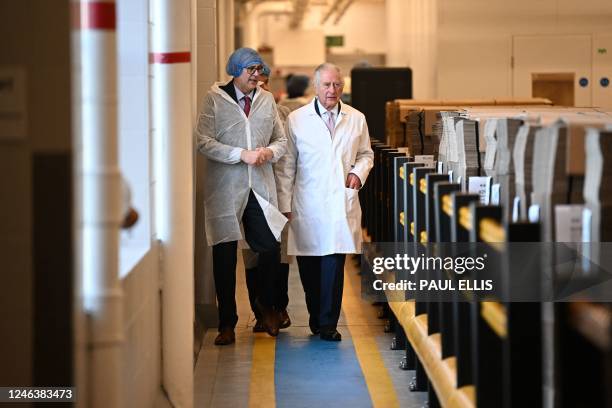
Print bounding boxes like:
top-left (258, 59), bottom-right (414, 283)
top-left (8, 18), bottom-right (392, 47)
top-left (325, 35), bottom-right (344, 47)
top-left (597, 48), bottom-right (607, 54)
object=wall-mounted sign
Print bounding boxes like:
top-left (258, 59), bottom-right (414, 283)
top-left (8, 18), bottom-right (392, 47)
top-left (325, 35), bottom-right (344, 48)
top-left (0, 67), bottom-right (27, 141)
top-left (597, 48), bottom-right (608, 55)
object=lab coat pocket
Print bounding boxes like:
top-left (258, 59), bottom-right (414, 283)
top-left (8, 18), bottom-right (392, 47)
top-left (344, 187), bottom-right (361, 219)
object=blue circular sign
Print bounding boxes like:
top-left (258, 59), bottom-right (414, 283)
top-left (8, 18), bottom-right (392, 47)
top-left (579, 77), bottom-right (589, 87)
top-left (601, 77), bottom-right (610, 88)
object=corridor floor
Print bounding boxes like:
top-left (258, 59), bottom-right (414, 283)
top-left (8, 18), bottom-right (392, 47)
top-left (194, 256), bottom-right (427, 408)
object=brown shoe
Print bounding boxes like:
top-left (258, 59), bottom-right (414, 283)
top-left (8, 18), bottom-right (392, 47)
top-left (256, 300), bottom-right (280, 337)
top-left (214, 328), bottom-right (235, 345)
top-left (253, 320), bottom-right (266, 333)
top-left (279, 310), bottom-right (291, 329)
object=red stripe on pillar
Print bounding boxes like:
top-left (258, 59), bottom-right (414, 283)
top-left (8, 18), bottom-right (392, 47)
top-left (149, 52), bottom-right (192, 64)
top-left (72, 2), bottom-right (116, 30)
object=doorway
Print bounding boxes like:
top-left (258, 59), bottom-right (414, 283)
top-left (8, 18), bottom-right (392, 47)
top-left (532, 72), bottom-right (575, 106)
top-left (512, 34), bottom-right (592, 107)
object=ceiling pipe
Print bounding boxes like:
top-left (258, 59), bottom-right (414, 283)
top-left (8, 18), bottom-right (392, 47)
top-left (320, 0), bottom-right (343, 24)
top-left (333, 0), bottom-right (355, 24)
top-left (289, 0), bottom-right (310, 29)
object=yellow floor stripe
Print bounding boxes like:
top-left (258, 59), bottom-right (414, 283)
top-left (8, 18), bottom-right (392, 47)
top-left (343, 266), bottom-right (401, 408)
top-left (249, 333), bottom-right (276, 408)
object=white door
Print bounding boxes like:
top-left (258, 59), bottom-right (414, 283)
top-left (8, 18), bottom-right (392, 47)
top-left (512, 34), bottom-right (592, 107)
top-left (593, 34), bottom-right (612, 109)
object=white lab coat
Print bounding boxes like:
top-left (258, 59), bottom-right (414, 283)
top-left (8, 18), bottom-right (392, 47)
top-left (276, 98), bottom-right (374, 256)
top-left (196, 82), bottom-right (287, 246)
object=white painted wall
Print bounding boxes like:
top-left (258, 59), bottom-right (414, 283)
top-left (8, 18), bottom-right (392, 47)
top-left (194, 0), bottom-right (221, 329)
top-left (437, 0), bottom-right (612, 100)
top-left (246, 0), bottom-right (387, 65)
top-left (121, 249), bottom-right (161, 408)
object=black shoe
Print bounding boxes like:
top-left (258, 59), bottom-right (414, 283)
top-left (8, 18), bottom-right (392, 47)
top-left (256, 299), bottom-right (280, 337)
top-left (279, 310), bottom-right (291, 329)
top-left (309, 316), bottom-right (320, 335)
top-left (214, 328), bottom-right (236, 345)
top-left (320, 329), bottom-right (342, 341)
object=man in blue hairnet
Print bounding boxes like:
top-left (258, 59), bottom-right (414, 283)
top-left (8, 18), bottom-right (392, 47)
top-left (196, 48), bottom-right (287, 345)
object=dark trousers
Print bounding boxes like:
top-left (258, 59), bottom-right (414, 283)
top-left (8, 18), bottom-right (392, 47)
top-left (297, 254), bottom-right (346, 331)
top-left (246, 262), bottom-right (289, 320)
top-left (212, 191), bottom-right (280, 330)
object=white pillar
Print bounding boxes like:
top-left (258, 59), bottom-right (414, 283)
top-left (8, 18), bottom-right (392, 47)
top-left (385, 0), bottom-right (438, 98)
top-left (194, 0), bottom-right (220, 324)
top-left (394, 0), bottom-right (437, 99)
top-left (76, 1), bottom-right (124, 407)
top-left (423, 0), bottom-right (438, 99)
top-left (413, 0), bottom-right (423, 98)
top-left (385, 0), bottom-right (408, 67)
top-left (150, 0), bottom-right (194, 406)
top-left (217, 0), bottom-right (235, 81)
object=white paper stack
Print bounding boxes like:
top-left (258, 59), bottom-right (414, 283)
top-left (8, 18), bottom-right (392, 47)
top-left (495, 118), bottom-right (523, 221)
top-left (583, 128), bottom-right (612, 242)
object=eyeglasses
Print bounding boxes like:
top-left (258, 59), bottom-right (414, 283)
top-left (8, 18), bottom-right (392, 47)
top-left (245, 65), bottom-right (264, 74)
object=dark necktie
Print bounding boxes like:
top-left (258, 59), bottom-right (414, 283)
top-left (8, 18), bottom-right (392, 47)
top-left (243, 95), bottom-right (251, 117)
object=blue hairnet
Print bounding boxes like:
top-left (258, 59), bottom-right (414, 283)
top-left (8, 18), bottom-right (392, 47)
top-left (226, 48), bottom-right (264, 77)
top-left (261, 64), bottom-right (271, 77)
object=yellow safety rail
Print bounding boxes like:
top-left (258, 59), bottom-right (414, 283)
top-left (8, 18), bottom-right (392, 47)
top-left (420, 231), bottom-right (428, 243)
top-left (442, 194), bottom-right (452, 216)
top-left (479, 218), bottom-right (506, 243)
top-left (459, 206), bottom-right (472, 231)
top-left (481, 301), bottom-right (507, 338)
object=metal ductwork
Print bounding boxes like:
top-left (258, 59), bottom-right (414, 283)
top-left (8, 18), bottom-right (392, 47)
top-left (332, 0), bottom-right (355, 24)
top-left (289, 0), bottom-right (310, 29)
top-left (320, 0), bottom-right (342, 24)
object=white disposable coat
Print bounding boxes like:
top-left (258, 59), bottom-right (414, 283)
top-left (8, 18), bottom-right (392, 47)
top-left (276, 99), bottom-right (374, 256)
top-left (196, 82), bottom-right (287, 246)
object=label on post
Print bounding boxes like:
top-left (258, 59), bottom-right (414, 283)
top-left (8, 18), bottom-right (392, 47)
top-left (468, 176), bottom-right (492, 204)
top-left (512, 196), bottom-right (521, 222)
top-left (555, 205), bottom-right (584, 242)
top-left (414, 155), bottom-right (435, 168)
top-left (528, 204), bottom-right (540, 223)
top-left (491, 183), bottom-right (501, 205)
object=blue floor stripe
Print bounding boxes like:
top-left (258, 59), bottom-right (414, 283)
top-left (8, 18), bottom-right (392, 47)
top-left (274, 327), bottom-right (373, 408)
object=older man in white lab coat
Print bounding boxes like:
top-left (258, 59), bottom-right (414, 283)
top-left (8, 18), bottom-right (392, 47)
top-left (276, 63), bottom-right (374, 341)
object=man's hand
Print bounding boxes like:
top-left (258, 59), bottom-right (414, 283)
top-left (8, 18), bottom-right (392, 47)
top-left (240, 150), bottom-right (261, 165)
top-left (346, 173), bottom-right (362, 189)
top-left (283, 212), bottom-right (292, 221)
top-left (241, 148), bottom-right (274, 166)
top-left (255, 147), bottom-right (274, 165)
